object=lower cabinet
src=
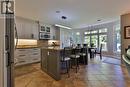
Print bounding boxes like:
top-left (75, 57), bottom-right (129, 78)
top-left (14, 48), bottom-right (41, 66)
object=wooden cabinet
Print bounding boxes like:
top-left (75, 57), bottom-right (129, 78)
top-left (41, 49), bottom-right (48, 72)
top-left (14, 48), bottom-right (41, 66)
top-left (16, 17), bottom-right (39, 39)
top-left (41, 48), bottom-right (61, 80)
top-left (47, 50), bottom-right (60, 78)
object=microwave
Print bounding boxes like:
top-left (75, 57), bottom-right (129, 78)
top-left (39, 32), bottom-right (51, 40)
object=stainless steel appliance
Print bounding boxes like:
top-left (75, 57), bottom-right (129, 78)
top-left (5, 11), bottom-right (15, 87)
top-left (39, 32), bottom-right (50, 40)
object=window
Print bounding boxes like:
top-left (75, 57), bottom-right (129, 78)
top-left (76, 32), bottom-right (81, 44)
top-left (76, 32), bottom-right (80, 35)
top-left (91, 35), bottom-right (98, 47)
top-left (114, 25), bottom-right (121, 52)
top-left (99, 28), bottom-right (107, 33)
top-left (99, 35), bottom-right (107, 51)
top-left (84, 36), bottom-right (90, 46)
top-left (91, 30), bottom-right (98, 34)
top-left (84, 31), bottom-right (90, 35)
top-left (83, 28), bottom-right (108, 51)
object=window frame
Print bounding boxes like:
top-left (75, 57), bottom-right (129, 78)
top-left (84, 28), bottom-right (108, 51)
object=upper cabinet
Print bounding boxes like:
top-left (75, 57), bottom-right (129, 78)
top-left (15, 17), bottom-right (60, 40)
top-left (39, 23), bottom-right (60, 40)
top-left (15, 17), bottom-right (39, 40)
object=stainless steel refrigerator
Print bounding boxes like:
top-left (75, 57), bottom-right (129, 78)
top-left (5, 15), bottom-right (14, 87)
top-left (4, 1), bottom-right (15, 87)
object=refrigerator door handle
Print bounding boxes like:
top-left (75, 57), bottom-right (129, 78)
top-left (5, 35), bottom-right (9, 50)
top-left (5, 51), bottom-right (10, 67)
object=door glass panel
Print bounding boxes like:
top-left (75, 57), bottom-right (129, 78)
top-left (84, 31), bottom-right (90, 35)
top-left (91, 35), bottom-right (98, 47)
top-left (99, 28), bottom-right (107, 33)
top-left (91, 30), bottom-right (98, 34)
top-left (99, 35), bottom-right (107, 51)
top-left (84, 36), bottom-right (90, 46)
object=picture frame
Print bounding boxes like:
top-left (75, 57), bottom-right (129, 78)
top-left (124, 26), bottom-right (130, 39)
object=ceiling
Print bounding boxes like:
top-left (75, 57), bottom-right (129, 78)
top-left (15, 0), bottom-right (130, 29)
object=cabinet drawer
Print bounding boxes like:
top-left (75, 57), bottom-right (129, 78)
top-left (15, 49), bottom-right (30, 57)
top-left (29, 48), bottom-right (40, 52)
top-left (15, 57), bottom-right (29, 66)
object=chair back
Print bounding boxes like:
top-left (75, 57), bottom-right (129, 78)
top-left (73, 48), bottom-right (81, 55)
top-left (63, 47), bottom-right (72, 58)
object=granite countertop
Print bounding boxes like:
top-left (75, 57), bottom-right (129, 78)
top-left (41, 47), bottom-right (63, 50)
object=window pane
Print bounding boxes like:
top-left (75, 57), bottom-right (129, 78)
top-left (91, 30), bottom-right (98, 34)
top-left (76, 32), bottom-right (80, 35)
top-left (84, 31), bottom-right (90, 35)
top-left (99, 28), bottom-right (107, 33)
top-left (84, 36), bottom-right (90, 46)
top-left (91, 35), bottom-right (98, 47)
top-left (99, 35), bottom-right (107, 51)
top-left (114, 25), bottom-right (121, 52)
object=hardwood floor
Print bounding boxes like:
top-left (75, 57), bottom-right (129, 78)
top-left (15, 56), bottom-right (130, 87)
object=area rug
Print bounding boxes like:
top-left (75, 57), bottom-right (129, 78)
top-left (102, 58), bottom-right (121, 65)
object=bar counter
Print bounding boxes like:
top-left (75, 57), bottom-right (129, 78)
top-left (41, 46), bottom-right (62, 80)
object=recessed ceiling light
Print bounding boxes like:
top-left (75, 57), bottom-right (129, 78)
top-left (97, 19), bottom-right (101, 22)
top-left (56, 11), bottom-right (60, 13)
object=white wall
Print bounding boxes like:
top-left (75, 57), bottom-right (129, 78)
top-left (71, 21), bottom-right (120, 57)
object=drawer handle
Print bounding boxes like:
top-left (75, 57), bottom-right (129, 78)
top-left (19, 55), bottom-right (26, 57)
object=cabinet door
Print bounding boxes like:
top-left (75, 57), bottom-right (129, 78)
top-left (41, 49), bottom-right (48, 72)
top-left (16, 21), bottom-right (25, 39)
top-left (32, 23), bottom-right (39, 40)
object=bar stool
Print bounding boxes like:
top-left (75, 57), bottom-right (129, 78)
top-left (61, 47), bottom-right (71, 77)
top-left (70, 48), bottom-right (81, 73)
top-left (79, 47), bottom-right (88, 65)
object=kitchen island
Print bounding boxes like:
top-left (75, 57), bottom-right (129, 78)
top-left (41, 47), bottom-right (63, 80)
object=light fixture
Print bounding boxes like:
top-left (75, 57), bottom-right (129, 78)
top-left (55, 24), bottom-right (72, 29)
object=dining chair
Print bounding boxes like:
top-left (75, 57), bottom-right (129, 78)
top-left (95, 44), bottom-right (103, 60)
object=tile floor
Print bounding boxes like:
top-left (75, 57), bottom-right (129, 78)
top-left (15, 57), bottom-right (130, 87)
